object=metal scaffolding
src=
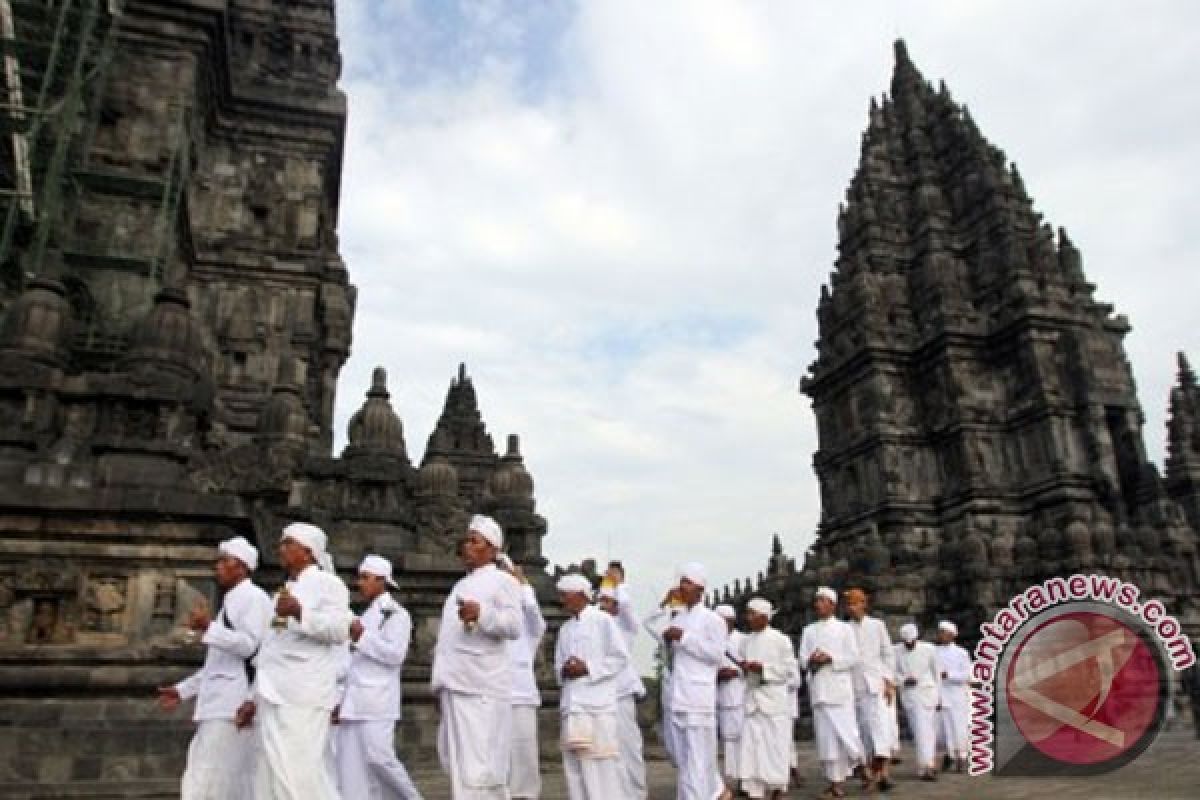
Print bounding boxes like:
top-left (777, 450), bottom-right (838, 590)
top-left (0, 0), bottom-right (124, 284)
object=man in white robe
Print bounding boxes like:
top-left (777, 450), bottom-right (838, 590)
top-left (555, 574), bottom-right (630, 799)
top-left (737, 598), bottom-right (798, 800)
top-left (504, 556), bottom-right (546, 800)
top-left (597, 565), bottom-right (648, 799)
top-left (242, 523), bottom-right (352, 800)
top-left (798, 586), bottom-right (864, 798)
top-left (431, 515), bottom-right (523, 799)
top-left (894, 623), bottom-right (941, 781)
top-left (643, 589), bottom-right (685, 768)
top-left (158, 536), bottom-right (271, 800)
top-left (662, 563), bottom-right (732, 800)
top-left (713, 604), bottom-right (746, 794)
top-left (335, 555), bottom-right (424, 799)
top-left (935, 620), bottom-right (971, 774)
top-left (844, 588), bottom-right (896, 792)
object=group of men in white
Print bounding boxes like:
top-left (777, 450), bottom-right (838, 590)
top-left (158, 514), bottom-right (974, 800)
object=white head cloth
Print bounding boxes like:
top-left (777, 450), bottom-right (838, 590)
top-left (218, 536), bottom-right (258, 571)
top-left (597, 586), bottom-right (617, 600)
top-left (469, 514), bottom-right (503, 549)
top-left (900, 623), bottom-right (919, 642)
top-left (815, 586), bottom-right (838, 604)
top-left (281, 522), bottom-right (335, 572)
top-left (715, 604), bottom-right (736, 620)
top-left (358, 554), bottom-right (399, 589)
top-left (938, 620), bottom-right (958, 637)
top-left (678, 562), bottom-right (707, 587)
top-left (557, 573), bottom-right (592, 595)
top-left (747, 597), bottom-right (774, 618)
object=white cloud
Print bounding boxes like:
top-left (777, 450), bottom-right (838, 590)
top-left (332, 0), bottom-right (1200, 635)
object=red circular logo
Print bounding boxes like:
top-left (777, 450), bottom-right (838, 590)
top-left (1005, 611), bottom-right (1164, 766)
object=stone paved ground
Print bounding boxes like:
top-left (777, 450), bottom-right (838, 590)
top-left (409, 730), bottom-right (1200, 799)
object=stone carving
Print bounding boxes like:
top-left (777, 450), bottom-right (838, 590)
top-left (83, 576), bottom-right (128, 634)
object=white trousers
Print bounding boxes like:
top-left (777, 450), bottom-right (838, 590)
top-left (437, 691), bottom-right (512, 800)
top-left (669, 711), bottom-right (723, 800)
top-left (901, 696), bottom-right (938, 772)
top-left (939, 691), bottom-right (969, 758)
top-left (562, 711), bottom-right (623, 800)
top-left (717, 707), bottom-right (743, 781)
top-left (738, 713), bottom-right (791, 798)
top-left (255, 702), bottom-right (340, 800)
top-left (181, 719), bottom-right (254, 800)
top-left (336, 719), bottom-right (423, 799)
top-left (812, 703), bottom-right (863, 784)
top-left (617, 696), bottom-right (647, 799)
top-left (854, 691), bottom-right (897, 761)
top-left (509, 705), bottom-right (541, 799)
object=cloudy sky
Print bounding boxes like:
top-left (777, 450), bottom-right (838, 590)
top-left (330, 1), bottom-right (1200, 616)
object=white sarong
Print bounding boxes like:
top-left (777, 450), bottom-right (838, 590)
top-left (336, 719), bottom-right (424, 800)
top-left (181, 719), bottom-right (254, 800)
top-left (254, 702), bottom-right (340, 800)
top-left (561, 710), bottom-right (622, 799)
top-left (437, 691), bottom-right (512, 799)
top-left (509, 705), bottom-right (541, 799)
top-left (738, 712), bottom-right (791, 798)
top-left (855, 691), bottom-right (896, 761)
top-left (812, 703), bottom-right (863, 784)
top-left (902, 694), bottom-right (938, 772)
top-left (617, 696), bottom-right (647, 799)
top-left (669, 710), bottom-right (723, 800)
top-left (939, 691), bottom-right (969, 759)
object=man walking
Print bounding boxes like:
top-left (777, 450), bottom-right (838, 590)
top-left (158, 536), bottom-right (271, 800)
top-left (335, 555), bottom-right (424, 799)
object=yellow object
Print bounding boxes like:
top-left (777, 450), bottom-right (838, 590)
top-left (599, 576), bottom-right (616, 590)
top-left (271, 584), bottom-right (291, 629)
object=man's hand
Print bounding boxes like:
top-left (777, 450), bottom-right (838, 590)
top-left (809, 648), bottom-right (832, 667)
top-left (941, 671), bottom-right (948, 680)
top-left (234, 701), bottom-right (256, 730)
top-left (156, 686), bottom-right (181, 712)
top-left (905, 677), bottom-right (917, 687)
top-left (717, 667), bottom-right (740, 682)
top-left (562, 656), bottom-right (589, 680)
top-left (663, 626), bottom-right (683, 643)
top-left (276, 593), bottom-right (303, 622)
top-left (744, 660), bottom-right (764, 675)
top-left (186, 605), bottom-right (211, 633)
top-left (331, 705), bottom-right (341, 725)
top-left (458, 599), bottom-right (481, 624)
top-left (349, 618), bottom-right (364, 643)
top-left (883, 678), bottom-right (896, 704)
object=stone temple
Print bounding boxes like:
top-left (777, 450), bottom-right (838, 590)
top-left (0, 2), bottom-right (555, 796)
top-left (722, 42), bottom-right (1200, 686)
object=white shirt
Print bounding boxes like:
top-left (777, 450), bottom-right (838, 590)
top-left (717, 629), bottom-right (747, 711)
top-left (894, 641), bottom-right (941, 709)
top-left (509, 584), bottom-right (547, 706)
top-left (254, 565), bottom-right (352, 710)
top-left (742, 626), bottom-right (799, 717)
top-left (176, 578), bottom-right (272, 721)
top-left (666, 603), bottom-right (726, 714)
top-left (850, 615), bottom-right (895, 697)
top-left (339, 593), bottom-right (411, 721)
top-left (798, 616), bottom-right (859, 707)
top-left (936, 643), bottom-right (971, 705)
top-left (431, 563), bottom-right (522, 699)
top-left (611, 585), bottom-right (646, 699)
top-left (555, 604), bottom-right (630, 714)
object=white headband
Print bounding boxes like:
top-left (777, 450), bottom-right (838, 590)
top-left (281, 522), bottom-right (334, 571)
top-left (747, 597), bottom-right (774, 617)
top-left (938, 620), bottom-right (958, 637)
top-left (679, 561), bottom-right (707, 587)
top-left (901, 623), bottom-right (919, 642)
top-left (469, 514), bottom-right (503, 548)
top-left (358, 554), bottom-right (399, 589)
top-left (815, 586), bottom-right (837, 604)
top-left (557, 574), bottom-right (592, 595)
top-left (218, 536), bottom-right (258, 571)
top-left (715, 604), bottom-right (736, 620)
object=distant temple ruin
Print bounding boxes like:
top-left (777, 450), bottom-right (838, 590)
top-left (722, 44), bottom-right (1200, 676)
